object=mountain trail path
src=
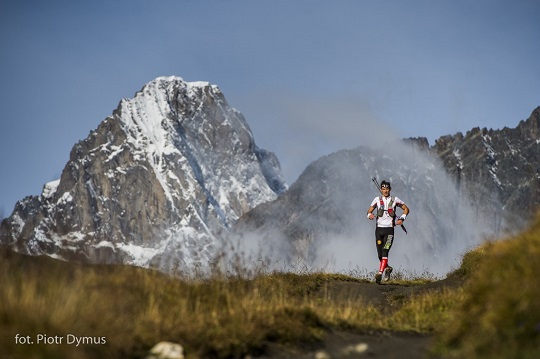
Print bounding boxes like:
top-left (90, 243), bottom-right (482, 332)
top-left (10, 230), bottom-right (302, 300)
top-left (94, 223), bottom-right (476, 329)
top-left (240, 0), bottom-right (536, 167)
top-left (259, 276), bottom-right (462, 359)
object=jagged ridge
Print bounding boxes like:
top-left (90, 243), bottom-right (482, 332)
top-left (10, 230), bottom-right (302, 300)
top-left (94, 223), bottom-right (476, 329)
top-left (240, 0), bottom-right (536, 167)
top-left (431, 106), bottom-right (540, 223)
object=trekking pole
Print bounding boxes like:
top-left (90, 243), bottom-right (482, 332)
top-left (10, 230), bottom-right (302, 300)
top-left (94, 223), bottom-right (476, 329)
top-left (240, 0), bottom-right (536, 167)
top-left (371, 177), bottom-right (407, 234)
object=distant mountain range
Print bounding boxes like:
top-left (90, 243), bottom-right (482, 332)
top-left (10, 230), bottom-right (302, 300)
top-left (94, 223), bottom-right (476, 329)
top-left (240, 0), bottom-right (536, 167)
top-left (1, 76), bottom-right (538, 274)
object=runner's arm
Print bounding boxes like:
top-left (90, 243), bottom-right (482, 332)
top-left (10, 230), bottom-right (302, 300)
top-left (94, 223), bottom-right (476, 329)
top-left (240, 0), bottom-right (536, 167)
top-left (397, 203), bottom-right (409, 218)
top-left (367, 204), bottom-right (377, 219)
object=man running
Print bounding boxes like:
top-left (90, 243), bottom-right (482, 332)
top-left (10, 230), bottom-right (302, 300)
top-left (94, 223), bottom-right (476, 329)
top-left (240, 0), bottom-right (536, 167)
top-left (367, 180), bottom-right (409, 284)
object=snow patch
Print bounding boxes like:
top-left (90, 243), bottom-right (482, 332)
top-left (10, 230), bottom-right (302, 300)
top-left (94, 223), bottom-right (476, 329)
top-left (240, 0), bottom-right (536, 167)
top-left (483, 135), bottom-right (502, 187)
top-left (96, 240), bottom-right (115, 249)
top-left (42, 180), bottom-right (60, 198)
top-left (117, 243), bottom-right (160, 267)
top-left (452, 149), bottom-right (463, 170)
top-left (57, 191), bottom-right (73, 205)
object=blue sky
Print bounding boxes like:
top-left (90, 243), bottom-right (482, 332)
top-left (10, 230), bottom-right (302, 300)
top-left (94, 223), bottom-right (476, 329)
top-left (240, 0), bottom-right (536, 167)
top-left (1, 0), bottom-right (539, 218)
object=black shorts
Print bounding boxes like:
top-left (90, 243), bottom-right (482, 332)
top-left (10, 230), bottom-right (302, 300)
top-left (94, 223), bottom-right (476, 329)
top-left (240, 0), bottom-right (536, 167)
top-left (375, 226), bottom-right (395, 260)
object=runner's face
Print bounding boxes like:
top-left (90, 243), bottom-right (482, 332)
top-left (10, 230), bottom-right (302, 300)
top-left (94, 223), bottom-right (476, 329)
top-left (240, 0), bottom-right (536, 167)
top-left (381, 186), bottom-right (390, 197)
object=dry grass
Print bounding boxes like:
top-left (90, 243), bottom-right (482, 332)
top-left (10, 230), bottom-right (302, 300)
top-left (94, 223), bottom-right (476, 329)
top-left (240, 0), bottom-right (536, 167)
top-left (389, 287), bottom-right (465, 334)
top-left (434, 214), bottom-right (540, 358)
top-left (5, 216), bottom-right (540, 358)
top-left (1, 248), bottom-right (449, 359)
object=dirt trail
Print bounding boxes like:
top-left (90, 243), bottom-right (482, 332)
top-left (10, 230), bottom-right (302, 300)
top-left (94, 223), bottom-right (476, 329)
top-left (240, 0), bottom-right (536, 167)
top-left (260, 277), bottom-right (462, 359)
top-left (261, 330), bottom-right (436, 359)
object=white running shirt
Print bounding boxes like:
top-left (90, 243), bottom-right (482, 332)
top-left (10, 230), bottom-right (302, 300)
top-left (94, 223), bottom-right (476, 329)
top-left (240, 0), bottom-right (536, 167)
top-left (370, 196), bottom-right (405, 228)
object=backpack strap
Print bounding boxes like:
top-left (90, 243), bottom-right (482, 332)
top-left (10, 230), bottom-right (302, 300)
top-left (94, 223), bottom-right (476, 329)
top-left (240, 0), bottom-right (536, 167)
top-left (388, 196), bottom-right (395, 217)
top-left (377, 196), bottom-right (384, 217)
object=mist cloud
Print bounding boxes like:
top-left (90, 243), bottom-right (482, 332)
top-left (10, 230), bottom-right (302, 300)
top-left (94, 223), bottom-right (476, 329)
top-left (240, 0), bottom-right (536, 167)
top-left (225, 138), bottom-right (500, 277)
top-left (227, 91), bottom-right (504, 277)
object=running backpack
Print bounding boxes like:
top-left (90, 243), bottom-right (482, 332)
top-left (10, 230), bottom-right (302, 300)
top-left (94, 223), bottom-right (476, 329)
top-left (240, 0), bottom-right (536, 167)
top-left (377, 196), bottom-right (396, 218)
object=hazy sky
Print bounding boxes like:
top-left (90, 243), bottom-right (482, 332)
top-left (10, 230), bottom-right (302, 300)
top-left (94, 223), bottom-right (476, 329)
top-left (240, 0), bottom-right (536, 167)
top-left (1, 0), bottom-right (539, 217)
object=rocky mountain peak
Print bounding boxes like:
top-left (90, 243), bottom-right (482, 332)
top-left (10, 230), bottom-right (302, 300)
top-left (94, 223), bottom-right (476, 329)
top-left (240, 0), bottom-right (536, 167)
top-left (516, 106), bottom-right (540, 139)
top-left (1, 76), bottom-right (286, 271)
top-left (430, 107), bottom-right (540, 229)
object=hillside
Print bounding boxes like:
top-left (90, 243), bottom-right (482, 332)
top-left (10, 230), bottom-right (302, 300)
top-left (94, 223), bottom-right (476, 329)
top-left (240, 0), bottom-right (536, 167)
top-left (4, 208), bottom-right (540, 359)
top-left (0, 245), bottom-right (460, 359)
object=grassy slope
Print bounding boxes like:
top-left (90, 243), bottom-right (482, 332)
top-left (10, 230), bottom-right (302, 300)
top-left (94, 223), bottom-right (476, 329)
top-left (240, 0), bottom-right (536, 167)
top-left (0, 249), bottom-right (447, 359)
top-left (2, 214), bottom-right (540, 359)
top-left (436, 215), bottom-right (540, 358)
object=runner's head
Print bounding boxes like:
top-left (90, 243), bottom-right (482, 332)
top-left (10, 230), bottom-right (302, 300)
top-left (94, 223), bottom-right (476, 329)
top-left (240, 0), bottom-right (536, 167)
top-left (381, 180), bottom-right (391, 196)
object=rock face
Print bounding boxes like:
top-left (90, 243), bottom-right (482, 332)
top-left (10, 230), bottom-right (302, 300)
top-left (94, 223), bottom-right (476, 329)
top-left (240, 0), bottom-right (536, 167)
top-left (432, 106), bottom-right (540, 227)
top-left (0, 77), bottom-right (286, 270)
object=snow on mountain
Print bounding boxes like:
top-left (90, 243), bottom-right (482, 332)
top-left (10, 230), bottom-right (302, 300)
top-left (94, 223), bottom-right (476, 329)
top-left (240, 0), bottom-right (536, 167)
top-left (0, 76), bottom-right (286, 271)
